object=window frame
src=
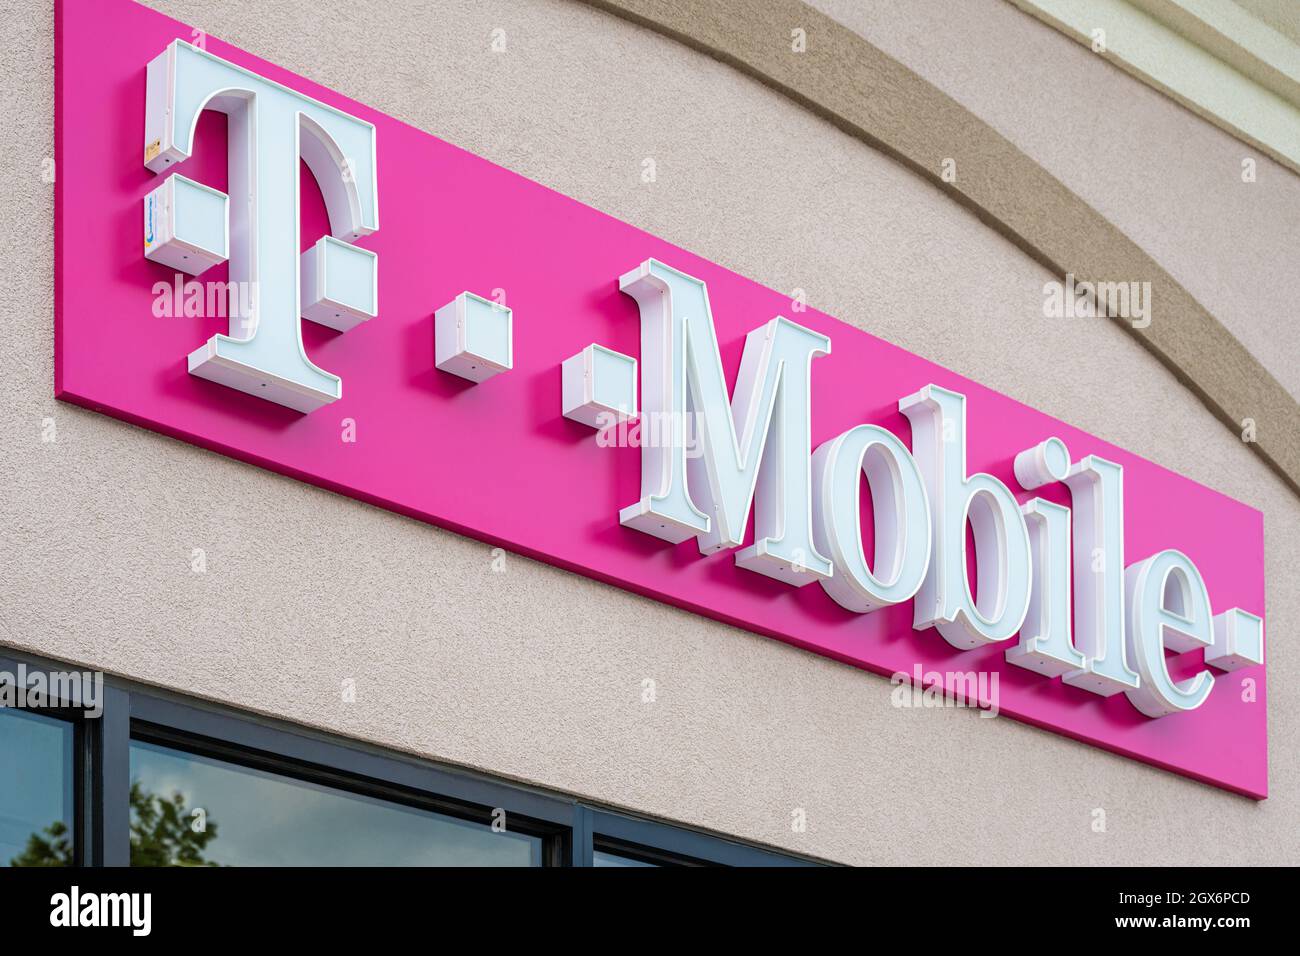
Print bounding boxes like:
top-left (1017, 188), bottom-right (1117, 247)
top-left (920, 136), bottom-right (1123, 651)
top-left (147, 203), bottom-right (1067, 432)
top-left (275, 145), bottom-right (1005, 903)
top-left (1, 650), bottom-right (820, 867)
top-left (0, 657), bottom-right (108, 867)
top-left (128, 696), bottom-right (571, 866)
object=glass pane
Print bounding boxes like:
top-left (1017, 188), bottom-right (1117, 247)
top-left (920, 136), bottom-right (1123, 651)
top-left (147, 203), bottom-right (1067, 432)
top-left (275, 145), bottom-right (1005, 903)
top-left (129, 740), bottom-right (543, 866)
top-left (1, 709), bottom-right (75, 866)
top-left (594, 849), bottom-right (659, 867)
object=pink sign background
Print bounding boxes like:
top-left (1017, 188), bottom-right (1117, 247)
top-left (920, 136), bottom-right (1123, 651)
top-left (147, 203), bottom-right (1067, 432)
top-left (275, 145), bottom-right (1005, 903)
top-left (55, 0), bottom-right (1267, 797)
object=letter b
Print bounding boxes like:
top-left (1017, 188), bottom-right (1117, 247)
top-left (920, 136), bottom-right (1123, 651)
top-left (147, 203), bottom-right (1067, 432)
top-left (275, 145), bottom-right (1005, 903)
top-left (900, 385), bottom-right (1031, 648)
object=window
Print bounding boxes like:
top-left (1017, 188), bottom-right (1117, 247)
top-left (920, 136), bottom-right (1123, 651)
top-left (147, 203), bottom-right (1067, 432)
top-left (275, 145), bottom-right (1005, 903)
top-left (594, 849), bottom-right (660, 868)
top-left (128, 739), bottom-right (543, 866)
top-left (0, 709), bottom-right (75, 867)
top-left (2, 651), bottom-right (816, 868)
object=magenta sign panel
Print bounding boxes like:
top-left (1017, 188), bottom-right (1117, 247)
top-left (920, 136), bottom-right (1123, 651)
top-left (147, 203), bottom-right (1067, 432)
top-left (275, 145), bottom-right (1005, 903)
top-left (56, 0), bottom-right (1267, 796)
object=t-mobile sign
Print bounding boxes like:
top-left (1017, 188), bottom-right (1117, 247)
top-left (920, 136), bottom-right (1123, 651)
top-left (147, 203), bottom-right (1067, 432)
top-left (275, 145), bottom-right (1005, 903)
top-left (55, 0), bottom-right (1267, 796)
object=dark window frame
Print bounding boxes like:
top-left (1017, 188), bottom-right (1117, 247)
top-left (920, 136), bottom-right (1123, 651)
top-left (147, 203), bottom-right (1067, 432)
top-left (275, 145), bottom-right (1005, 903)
top-left (128, 698), bottom-right (570, 866)
top-left (1, 650), bottom-right (819, 867)
top-left (0, 665), bottom-right (100, 866)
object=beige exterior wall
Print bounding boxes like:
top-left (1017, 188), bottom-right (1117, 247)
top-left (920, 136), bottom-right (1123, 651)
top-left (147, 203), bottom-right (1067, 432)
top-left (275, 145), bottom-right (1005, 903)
top-left (1, 0), bottom-right (1296, 864)
top-left (812, 0), bottom-right (1300, 402)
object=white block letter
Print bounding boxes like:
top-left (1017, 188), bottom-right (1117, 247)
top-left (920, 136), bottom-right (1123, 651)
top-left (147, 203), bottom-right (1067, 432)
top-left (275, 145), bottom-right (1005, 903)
top-left (811, 424), bottom-right (931, 612)
top-left (145, 41), bottom-right (379, 412)
top-left (1124, 550), bottom-right (1215, 717)
top-left (1006, 498), bottom-right (1086, 676)
top-left (1061, 456), bottom-right (1140, 696)
top-left (899, 385), bottom-right (1031, 648)
top-left (618, 259), bottom-right (832, 585)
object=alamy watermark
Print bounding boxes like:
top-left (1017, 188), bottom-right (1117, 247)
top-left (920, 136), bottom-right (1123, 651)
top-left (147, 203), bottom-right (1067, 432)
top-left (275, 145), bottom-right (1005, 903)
top-left (50, 887), bottom-right (151, 936)
top-left (594, 410), bottom-right (705, 459)
top-left (890, 663), bottom-right (999, 718)
top-left (1043, 273), bottom-right (1151, 329)
top-left (0, 664), bottom-right (103, 718)
top-left (152, 275), bottom-right (257, 330)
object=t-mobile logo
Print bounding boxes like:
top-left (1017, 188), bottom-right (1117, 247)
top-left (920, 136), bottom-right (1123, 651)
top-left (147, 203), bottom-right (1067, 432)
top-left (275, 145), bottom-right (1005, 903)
top-left (142, 40), bottom-right (379, 412)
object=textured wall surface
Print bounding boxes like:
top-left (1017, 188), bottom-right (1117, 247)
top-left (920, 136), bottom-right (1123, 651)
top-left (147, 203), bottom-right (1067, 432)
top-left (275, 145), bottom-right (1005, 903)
top-left (811, 0), bottom-right (1300, 401)
top-left (1, 0), bottom-right (1297, 864)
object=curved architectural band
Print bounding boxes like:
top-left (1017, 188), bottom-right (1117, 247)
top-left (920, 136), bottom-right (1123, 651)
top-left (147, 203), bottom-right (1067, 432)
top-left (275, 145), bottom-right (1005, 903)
top-left (579, 0), bottom-right (1300, 498)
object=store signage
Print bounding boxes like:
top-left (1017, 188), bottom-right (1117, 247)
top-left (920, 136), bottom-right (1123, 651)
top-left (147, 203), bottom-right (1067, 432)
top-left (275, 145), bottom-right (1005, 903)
top-left (55, 0), bottom-right (1267, 796)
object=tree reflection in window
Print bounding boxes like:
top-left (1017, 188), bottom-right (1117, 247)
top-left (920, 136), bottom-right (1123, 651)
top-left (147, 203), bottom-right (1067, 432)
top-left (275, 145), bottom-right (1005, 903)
top-left (2, 707), bottom-right (74, 867)
top-left (11, 782), bottom-right (222, 867)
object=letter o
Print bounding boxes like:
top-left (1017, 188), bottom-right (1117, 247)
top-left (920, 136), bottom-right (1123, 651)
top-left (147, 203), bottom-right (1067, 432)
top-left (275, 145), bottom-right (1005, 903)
top-left (811, 425), bottom-right (932, 612)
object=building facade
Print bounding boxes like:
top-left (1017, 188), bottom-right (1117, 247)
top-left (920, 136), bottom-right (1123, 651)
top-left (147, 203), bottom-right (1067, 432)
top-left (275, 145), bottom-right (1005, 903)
top-left (2, 0), bottom-right (1298, 866)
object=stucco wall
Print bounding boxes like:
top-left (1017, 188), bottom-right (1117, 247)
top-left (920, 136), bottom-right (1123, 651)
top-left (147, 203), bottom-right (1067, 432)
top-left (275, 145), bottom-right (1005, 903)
top-left (810, 0), bottom-right (1300, 403)
top-left (1, 0), bottom-right (1297, 864)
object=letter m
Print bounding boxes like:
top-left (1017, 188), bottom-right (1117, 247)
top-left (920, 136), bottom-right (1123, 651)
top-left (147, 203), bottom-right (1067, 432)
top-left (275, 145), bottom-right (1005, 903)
top-left (618, 259), bottom-right (831, 586)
